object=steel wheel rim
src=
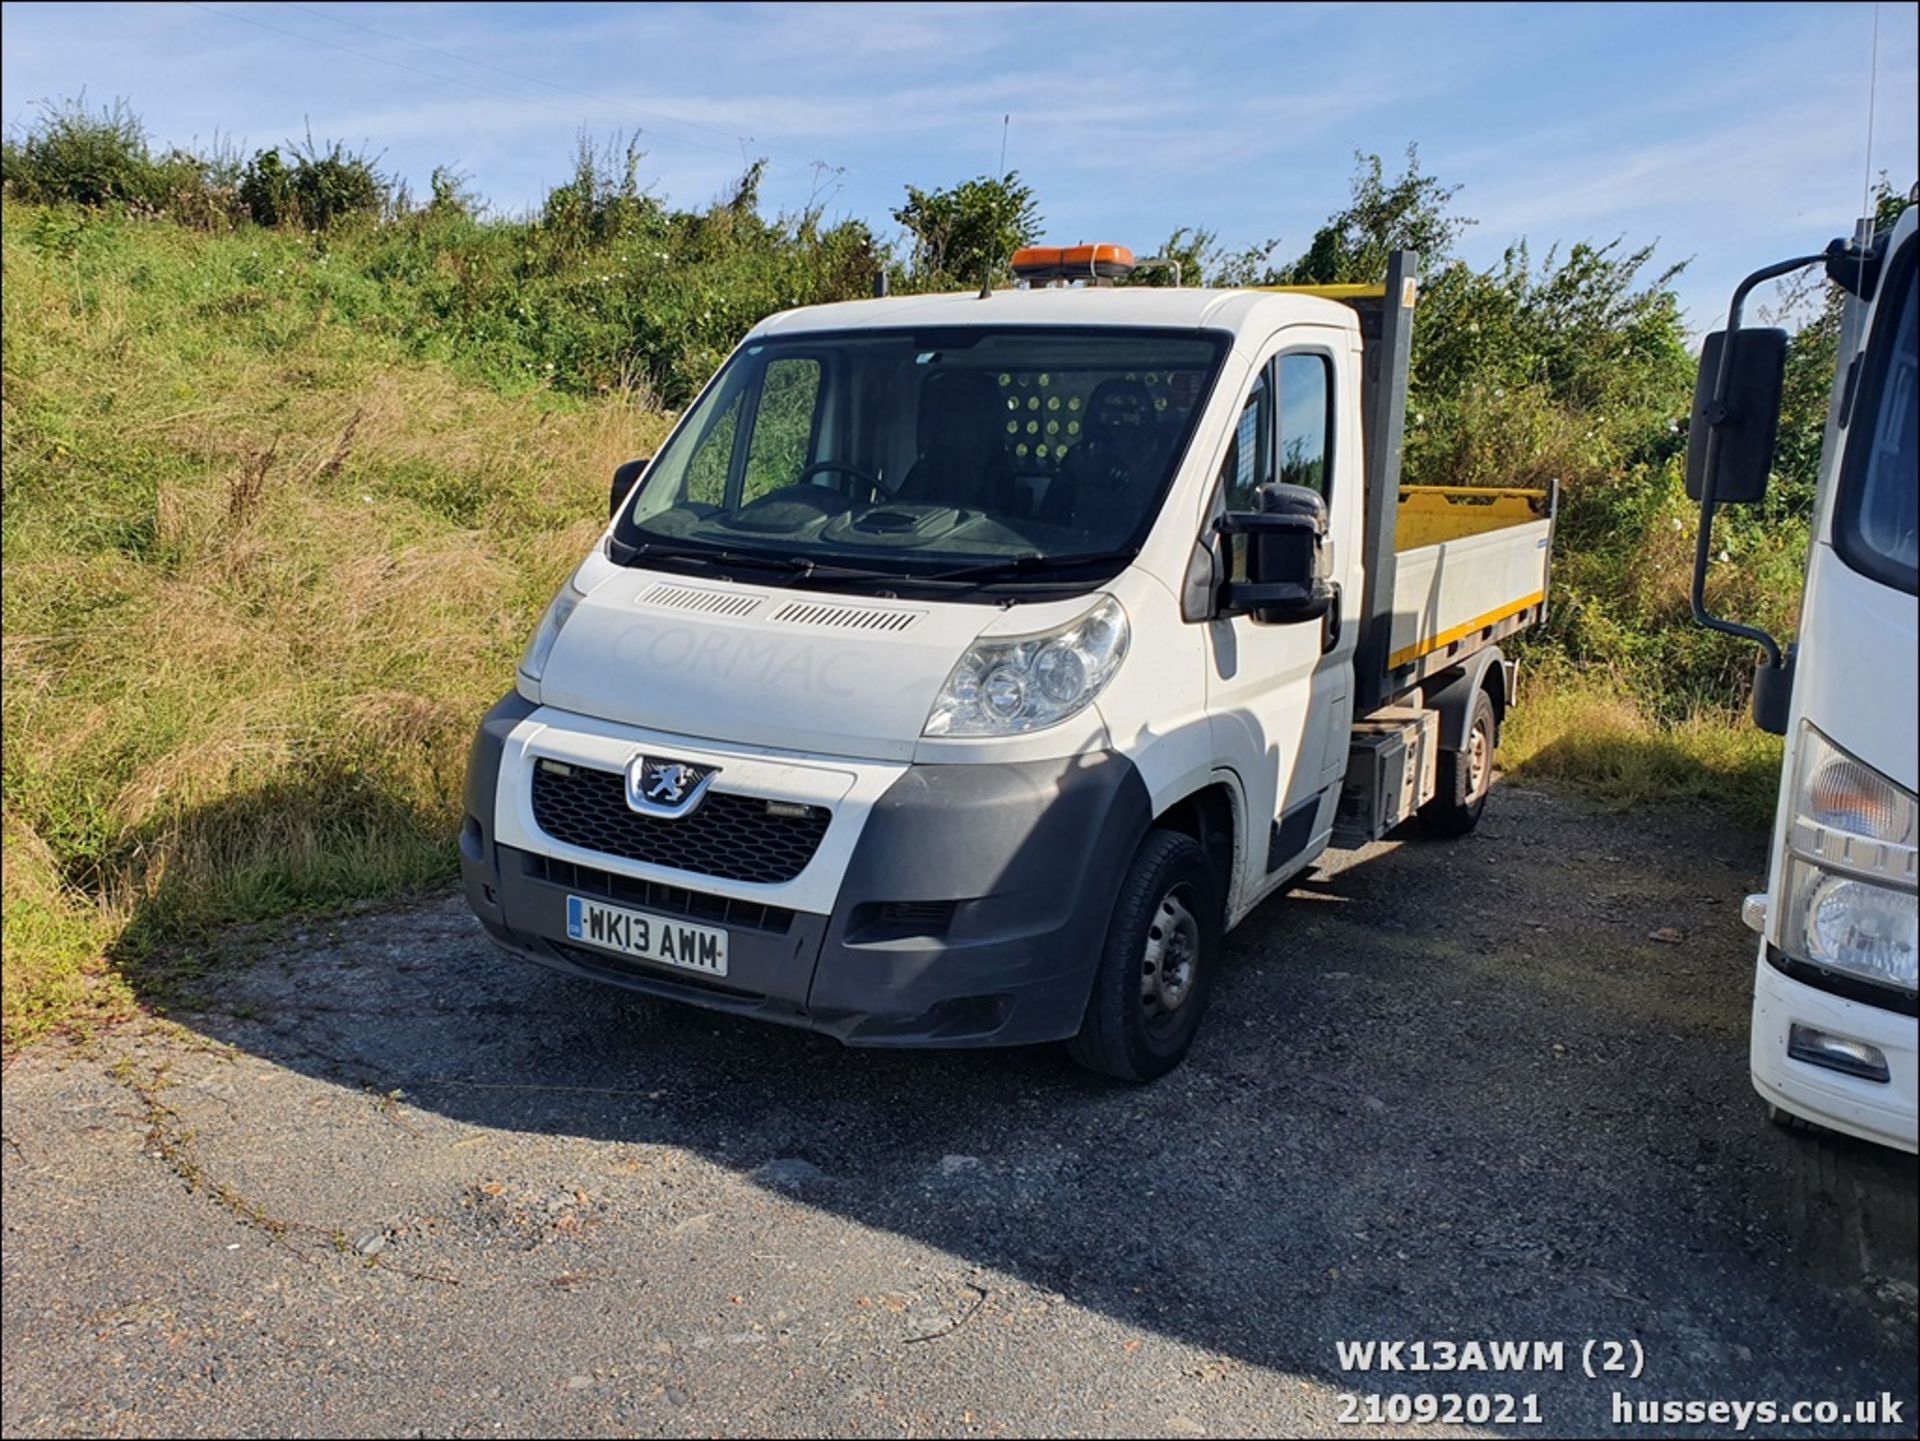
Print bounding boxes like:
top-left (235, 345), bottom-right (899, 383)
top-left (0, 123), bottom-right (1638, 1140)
top-left (1468, 714), bottom-right (1492, 800)
top-left (1141, 884), bottom-right (1201, 1027)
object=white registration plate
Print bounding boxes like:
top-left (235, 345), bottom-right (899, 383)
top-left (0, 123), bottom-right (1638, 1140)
top-left (564, 896), bottom-right (728, 977)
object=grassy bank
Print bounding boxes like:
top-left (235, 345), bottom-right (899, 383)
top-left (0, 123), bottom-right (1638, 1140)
top-left (1, 202), bottom-right (668, 1047)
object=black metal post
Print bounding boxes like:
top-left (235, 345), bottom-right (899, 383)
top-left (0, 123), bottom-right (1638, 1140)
top-left (1355, 249), bottom-right (1418, 713)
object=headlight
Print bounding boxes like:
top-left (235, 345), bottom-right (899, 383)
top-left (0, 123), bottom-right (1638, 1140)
top-left (518, 576), bottom-right (585, 684)
top-left (1777, 724), bottom-right (1918, 993)
top-left (1792, 724), bottom-right (1916, 844)
top-left (924, 595), bottom-right (1128, 737)
top-left (1781, 856), bottom-right (1918, 991)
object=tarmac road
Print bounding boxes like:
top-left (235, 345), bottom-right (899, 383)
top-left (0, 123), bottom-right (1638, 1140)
top-left (3, 781), bottom-right (1915, 1438)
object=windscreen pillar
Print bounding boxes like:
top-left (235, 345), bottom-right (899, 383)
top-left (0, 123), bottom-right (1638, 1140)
top-left (1355, 249), bottom-right (1418, 714)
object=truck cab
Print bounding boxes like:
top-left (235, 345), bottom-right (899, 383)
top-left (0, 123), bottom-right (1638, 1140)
top-left (1689, 204), bottom-right (1918, 1150)
top-left (461, 247), bottom-right (1553, 1079)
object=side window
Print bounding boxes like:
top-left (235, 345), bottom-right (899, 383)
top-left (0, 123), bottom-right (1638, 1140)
top-left (1277, 352), bottom-right (1332, 496)
top-left (681, 390), bottom-right (742, 509)
top-left (1218, 368), bottom-right (1274, 514)
top-left (742, 357), bottom-right (822, 503)
top-left (1216, 369), bottom-right (1274, 580)
top-left (1840, 261), bottom-right (1916, 589)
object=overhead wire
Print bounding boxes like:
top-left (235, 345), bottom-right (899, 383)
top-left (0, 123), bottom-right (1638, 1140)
top-left (279, 1), bottom-right (758, 158)
top-left (185, 1), bottom-right (779, 171)
top-left (183, 2), bottom-right (609, 128)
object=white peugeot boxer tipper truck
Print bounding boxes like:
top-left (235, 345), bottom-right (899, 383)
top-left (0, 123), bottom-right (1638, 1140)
top-left (461, 245), bottom-right (1556, 1080)
top-left (1685, 202), bottom-right (1918, 1150)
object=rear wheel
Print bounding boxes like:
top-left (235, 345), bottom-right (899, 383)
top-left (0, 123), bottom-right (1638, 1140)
top-left (1068, 830), bottom-right (1221, 1083)
top-left (1420, 687), bottom-right (1496, 838)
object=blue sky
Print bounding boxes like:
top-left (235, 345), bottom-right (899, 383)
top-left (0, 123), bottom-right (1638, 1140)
top-left (3, 2), bottom-right (1915, 330)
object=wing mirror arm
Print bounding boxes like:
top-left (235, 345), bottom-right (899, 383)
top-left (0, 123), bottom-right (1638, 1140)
top-left (1686, 249), bottom-right (1828, 733)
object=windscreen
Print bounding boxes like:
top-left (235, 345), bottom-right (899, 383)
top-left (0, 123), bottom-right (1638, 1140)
top-left (612, 327), bottom-right (1226, 592)
top-left (1836, 251), bottom-right (1917, 594)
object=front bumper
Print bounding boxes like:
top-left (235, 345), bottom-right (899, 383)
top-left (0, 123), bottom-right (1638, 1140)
top-left (460, 693), bottom-right (1152, 1047)
top-left (1750, 943), bottom-right (1919, 1152)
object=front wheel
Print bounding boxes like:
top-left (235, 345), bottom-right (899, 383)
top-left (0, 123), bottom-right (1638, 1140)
top-left (1068, 830), bottom-right (1221, 1083)
top-left (1420, 686), bottom-right (1496, 838)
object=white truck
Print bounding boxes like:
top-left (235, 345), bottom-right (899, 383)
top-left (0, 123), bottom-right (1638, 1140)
top-left (461, 244), bottom-right (1556, 1079)
top-left (1687, 202), bottom-right (1918, 1150)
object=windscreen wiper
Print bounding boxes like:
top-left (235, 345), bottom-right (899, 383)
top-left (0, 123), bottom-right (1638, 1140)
top-left (612, 539), bottom-right (885, 581)
top-left (612, 536), bottom-right (1131, 591)
top-left (921, 549), bottom-right (1140, 582)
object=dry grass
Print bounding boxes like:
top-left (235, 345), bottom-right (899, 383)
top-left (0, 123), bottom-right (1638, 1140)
top-left (2, 204), bottom-right (668, 1049)
top-left (1500, 669), bottom-right (1784, 829)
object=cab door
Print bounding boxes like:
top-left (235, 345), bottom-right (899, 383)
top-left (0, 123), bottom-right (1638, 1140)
top-left (1205, 329), bottom-right (1363, 888)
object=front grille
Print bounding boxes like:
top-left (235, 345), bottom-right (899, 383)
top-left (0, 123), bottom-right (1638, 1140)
top-left (875, 900), bottom-right (956, 928)
top-left (523, 853), bottom-right (795, 934)
top-left (768, 599), bottom-right (921, 633)
top-left (531, 762), bottom-right (829, 885)
top-left (843, 898), bottom-right (957, 944)
top-left (638, 582), bottom-right (767, 618)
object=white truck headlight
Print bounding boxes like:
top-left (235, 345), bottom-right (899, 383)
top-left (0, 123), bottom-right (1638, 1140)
top-left (518, 575), bottom-right (586, 685)
top-left (924, 595), bottom-right (1128, 737)
top-left (1781, 857), bottom-right (1918, 990)
top-left (1777, 724), bottom-right (1918, 993)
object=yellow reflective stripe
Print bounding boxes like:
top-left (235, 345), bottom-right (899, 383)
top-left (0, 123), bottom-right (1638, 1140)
top-left (1247, 283), bottom-right (1388, 300)
top-left (1389, 592), bottom-right (1545, 670)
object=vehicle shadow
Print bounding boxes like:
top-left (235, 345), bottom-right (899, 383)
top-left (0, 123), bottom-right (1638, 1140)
top-left (141, 780), bottom-right (1918, 1417)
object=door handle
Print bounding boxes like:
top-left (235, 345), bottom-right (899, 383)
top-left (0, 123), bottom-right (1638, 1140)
top-left (1321, 581), bottom-right (1342, 654)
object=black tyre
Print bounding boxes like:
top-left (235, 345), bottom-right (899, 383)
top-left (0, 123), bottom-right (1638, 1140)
top-left (1420, 686), bottom-right (1497, 838)
top-left (1068, 829), bottom-right (1221, 1083)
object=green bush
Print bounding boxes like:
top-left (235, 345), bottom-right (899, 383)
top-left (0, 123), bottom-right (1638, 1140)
top-left (341, 137), bottom-right (883, 406)
top-left (892, 171), bottom-right (1041, 289)
top-left (237, 137), bottom-right (385, 230)
top-left (2, 96), bottom-right (387, 233)
top-left (2, 96), bottom-right (160, 207)
top-left (0, 96), bottom-right (230, 219)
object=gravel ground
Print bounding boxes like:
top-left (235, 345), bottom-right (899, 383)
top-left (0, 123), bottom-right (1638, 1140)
top-left (3, 781), bottom-right (1915, 1438)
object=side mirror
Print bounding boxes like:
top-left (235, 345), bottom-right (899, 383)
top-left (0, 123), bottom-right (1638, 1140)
top-left (609, 457), bottom-right (650, 518)
top-left (1217, 483), bottom-right (1333, 625)
top-left (1685, 329), bottom-right (1786, 504)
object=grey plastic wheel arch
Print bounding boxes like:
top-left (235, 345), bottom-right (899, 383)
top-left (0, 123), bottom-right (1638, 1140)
top-left (1423, 646), bottom-right (1508, 751)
